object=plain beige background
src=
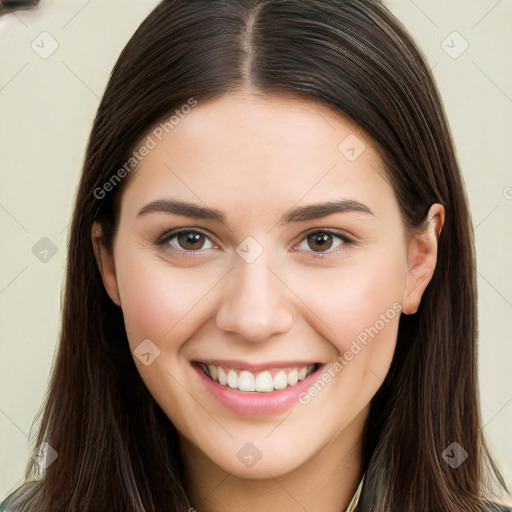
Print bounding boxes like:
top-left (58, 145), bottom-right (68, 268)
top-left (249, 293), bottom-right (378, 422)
top-left (0, 0), bottom-right (511, 502)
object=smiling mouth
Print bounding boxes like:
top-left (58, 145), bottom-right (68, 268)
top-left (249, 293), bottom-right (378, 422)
top-left (196, 362), bottom-right (321, 393)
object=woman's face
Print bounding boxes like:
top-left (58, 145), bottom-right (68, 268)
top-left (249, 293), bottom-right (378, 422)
top-left (94, 91), bottom-right (440, 479)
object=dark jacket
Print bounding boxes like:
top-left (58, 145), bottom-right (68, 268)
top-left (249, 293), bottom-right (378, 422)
top-left (1, 482), bottom-right (512, 511)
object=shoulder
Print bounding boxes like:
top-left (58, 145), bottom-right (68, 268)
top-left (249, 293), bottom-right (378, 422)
top-left (0, 481), bottom-right (41, 512)
top-left (483, 503), bottom-right (512, 512)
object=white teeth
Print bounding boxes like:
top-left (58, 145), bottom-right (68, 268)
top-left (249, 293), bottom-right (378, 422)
top-left (255, 371), bottom-right (274, 392)
top-left (238, 371), bottom-right (256, 392)
top-left (287, 369), bottom-right (298, 386)
top-left (273, 371), bottom-right (288, 390)
top-left (217, 366), bottom-right (227, 386)
top-left (227, 369), bottom-right (238, 389)
top-left (208, 364), bottom-right (217, 381)
top-left (200, 363), bottom-right (316, 392)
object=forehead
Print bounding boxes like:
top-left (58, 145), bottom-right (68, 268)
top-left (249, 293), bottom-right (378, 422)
top-left (120, 91), bottom-right (396, 223)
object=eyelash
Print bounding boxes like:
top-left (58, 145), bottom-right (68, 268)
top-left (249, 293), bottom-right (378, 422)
top-left (154, 228), bottom-right (356, 259)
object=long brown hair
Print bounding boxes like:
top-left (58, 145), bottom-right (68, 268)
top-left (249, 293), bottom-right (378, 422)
top-left (3, 0), bottom-right (510, 510)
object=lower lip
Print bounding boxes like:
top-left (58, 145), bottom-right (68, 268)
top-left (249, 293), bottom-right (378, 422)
top-left (194, 364), bottom-right (324, 416)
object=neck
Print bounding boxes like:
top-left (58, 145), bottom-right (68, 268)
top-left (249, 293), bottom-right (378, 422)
top-left (181, 407), bottom-right (368, 512)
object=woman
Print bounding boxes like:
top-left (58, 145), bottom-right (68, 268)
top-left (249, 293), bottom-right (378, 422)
top-left (2, 0), bottom-right (510, 510)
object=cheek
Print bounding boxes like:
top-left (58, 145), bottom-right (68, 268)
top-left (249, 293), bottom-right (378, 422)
top-left (113, 250), bottom-right (222, 430)
top-left (295, 247), bottom-right (405, 347)
top-left (114, 251), bottom-right (210, 348)
top-left (290, 246), bottom-right (406, 403)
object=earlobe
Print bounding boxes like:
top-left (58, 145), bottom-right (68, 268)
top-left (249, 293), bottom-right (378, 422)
top-left (402, 204), bottom-right (445, 315)
top-left (91, 222), bottom-right (121, 306)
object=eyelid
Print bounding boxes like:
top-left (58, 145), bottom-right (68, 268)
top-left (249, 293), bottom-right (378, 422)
top-left (154, 227), bottom-right (356, 257)
top-left (292, 228), bottom-right (356, 257)
top-left (155, 227), bottom-right (220, 254)
top-left (299, 227), bottom-right (355, 243)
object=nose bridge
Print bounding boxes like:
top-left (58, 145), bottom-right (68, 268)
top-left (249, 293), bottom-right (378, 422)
top-left (215, 251), bottom-right (294, 342)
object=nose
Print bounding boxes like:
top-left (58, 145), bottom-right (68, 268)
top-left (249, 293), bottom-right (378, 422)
top-left (215, 255), bottom-right (294, 343)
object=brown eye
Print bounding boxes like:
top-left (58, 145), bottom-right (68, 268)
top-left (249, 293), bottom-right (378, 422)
top-left (176, 231), bottom-right (207, 250)
top-left (157, 230), bottom-right (216, 252)
top-left (307, 232), bottom-right (334, 252)
top-left (175, 231), bottom-right (206, 251)
top-left (296, 230), bottom-right (353, 255)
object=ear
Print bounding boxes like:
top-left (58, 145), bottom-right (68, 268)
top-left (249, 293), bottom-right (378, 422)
top-left (402, 203), bottom-right (445, 315)
top-left (91, 222), bottom-right (121, 306)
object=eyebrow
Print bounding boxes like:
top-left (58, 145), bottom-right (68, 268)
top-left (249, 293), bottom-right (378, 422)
top-left (138, 199), bottom-right (226, 222)
top-left (137, 198), bottom-right (375, 224)
top-left (279, 199), bottom-right (375, 224)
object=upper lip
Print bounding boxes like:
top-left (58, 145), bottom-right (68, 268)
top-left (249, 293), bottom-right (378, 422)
top-left (193, 359), bottom-right (322, 372)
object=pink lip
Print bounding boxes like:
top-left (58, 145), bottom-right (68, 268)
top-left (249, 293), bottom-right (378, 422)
top-left (194, 363), bottom-right (324, 416)
top-left (194, 359), bottom-right (317, 372)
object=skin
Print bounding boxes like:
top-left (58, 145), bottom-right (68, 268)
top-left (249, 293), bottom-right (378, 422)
top-left (92, 90), bottom-right (444, 512)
